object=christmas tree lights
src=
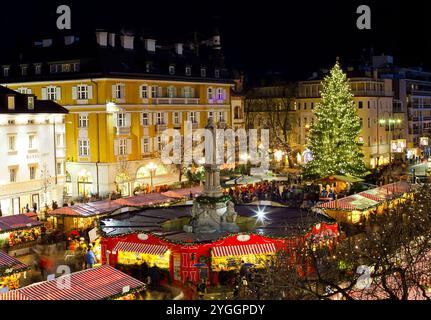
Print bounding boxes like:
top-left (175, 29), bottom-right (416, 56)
top-left (304, 61), bottom-right (366, 179)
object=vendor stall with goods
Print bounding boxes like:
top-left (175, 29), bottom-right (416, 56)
top-left (0, 265), bottom-right (145, 300)
top-left (315, 181), bottom-right (414, 224)
top-left (0, 250), bottom-right (30, 291)
top-left (0, 215), bottom-right (43, 251)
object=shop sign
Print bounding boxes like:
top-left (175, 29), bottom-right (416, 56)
top-left (88, 227), bottom-right (100, 242)
top-left (391, 139), bottom-right (406, 153)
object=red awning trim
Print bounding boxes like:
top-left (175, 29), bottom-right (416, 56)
top-left (113, 242), bottom-right (168, 256)
top-left (212, 243), bottom-right (277, 257)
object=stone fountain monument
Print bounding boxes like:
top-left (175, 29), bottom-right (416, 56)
top-left (184, 118), bottom-right (240, 233)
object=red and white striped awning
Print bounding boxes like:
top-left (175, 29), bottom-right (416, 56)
top-left (0, 250), bottom-right (29, 275)
top-left (113, 242), bottom-right (168, 256)
top-left (212, 243), bottom-right (277, 257)
top-left (0, 265), bottom-right (145, 300)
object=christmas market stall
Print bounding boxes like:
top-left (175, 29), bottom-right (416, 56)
top-left (0, 215), bottom-right (43, 251)
top-left (315, 181), bottom-right (414, 224)
top-left (0, 265), bottom-right (145, 300)
top-left (0, 250), bottom-right (30, 291)
top-left (100, 204), bottom-right (339, 286)
top-left (316, 175), bottom-right (365, 194)
top-left (48, 200), bottom-right (125, 233)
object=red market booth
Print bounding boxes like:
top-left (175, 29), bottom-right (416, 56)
top-left (0, 265), bottom-right (145, 300)
top-left (100, 205), bottom-right (339, 286)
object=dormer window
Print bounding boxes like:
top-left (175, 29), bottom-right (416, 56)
top-left (146, 63), bottom-right (151, 73)
top-left (3, 66), bottom-right (10, 77)
top-left (28, 97), bottom-right (35, 110)
top-left (200, 68), bottom-right (207, 77)
top-left (21, 65), bottom-right (28, 76)
top-left (34, 64), bottom-right (42, 75)
top-left (17, 87), bottom-right (32, 94)
top-left (185, 67), bottom-right (191, 76)
top-left (169, 65), bottom-right (175, 75)
top-left (215, 69), bottom-right (220, 78)
top-left (7, 96), bottom-right (15, 110)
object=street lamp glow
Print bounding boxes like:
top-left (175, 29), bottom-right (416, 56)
top-left (146, 162), bottom-right (157, 171)
top-left (274, 150), bottom-right (284, 162)
top-left (240, 153), bottom-right (250, 161)
top-left (254, 207), bottom-right (268, 223)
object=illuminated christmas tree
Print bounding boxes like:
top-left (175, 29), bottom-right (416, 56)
top-left (304, 61), bottom-right (366, 179)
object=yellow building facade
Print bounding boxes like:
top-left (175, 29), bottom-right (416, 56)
top-left (4, 78), bottom-right (233, 199)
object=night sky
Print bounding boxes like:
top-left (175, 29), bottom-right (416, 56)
top-left (1, 0), bottom-right (430, 82)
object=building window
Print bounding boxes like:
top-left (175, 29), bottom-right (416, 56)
top-left (8, 96), bottom-right (15, 110)
top-left (151, 86), bottom-right (158, 98)
top-left (56, 134), bottom-right (64, 147)
top-left (208, 111), bottom-right (214, 120)
top-left (368, 118), bottom-right (371, 128)
top-left (358, 101), bottom-right (363, 109)
top-left (157, 136), bottom-right (163, 151)
top-left (118, 139), bottom-right (127, 155)
top-left (142, 137), bottom-right (150, 153)
top-left (146, 63), bottom-right (151, 73)
top-left (142, 113), bottom-right (149, 126)
top-left (216, 88), bottom-right (224, 100)
top-left (234, 106), bottom-right (241, 119)
top-left (50, 64), bottom-right (59, 73)
top-left (141, 85), bottom-right (148, 98)
top-left (368, 136), bottom-right (371, 146)
top-left (3, 66), bottom-right (10, 77)
top-left (215, 69), bottom-right (220, 78)
top-left (78, 139), bottom-right (90, 156)
top-left (29, 166), bottom-right (36, 180)
top-left (304, 103), bottom-right (307, 110)
top-left (201, 68), bottom-right (207, 77)
top-left (9, 168), bottom-right (17, 183)
top-left (190, 112), bottom-right (197, 124)
top-left (8, 120), bottom-right (15, 125)
top-left (78, 115), bottom-right (89, 128)
top-left (207, 87), bottom-right (213, 100)
top-left (117, 113), bottom-right (126, 127)
top-left (56, 162), bottom-right (63, 175)
top-left (368, 101), bottom-right (371, 109)
top-left (35, 64), bottom-right (42, 75)
top-left (311, 102), bottom-right (314, 110)
top-left (156, 112), bottom-right (164, 125)
top-left (47, 86), bottom-right (58, 100)
top-left (183, 87), bottom-right (192, 98)
top-left (28, 97), bottom-right (35, 109)
top-left (21, 65), bottom-right (28, 76)
top-left (297, 102), bottom-right (301, 110)
top-left (113, 84), bottom-right (125, 99)
top-left (77, 85), bottom-right (89, 100)
top-left (17, 87), bottom-right (32, 94)
top-left (185, 67), bottom-right (191, 76)
top-left (169, 65), bottom-right (175, 75)
top-left (173, 112), bottom-right (180, 125)
top-left (167, 86), bottom-right (176, 98)
top-left (360, 118), bottom-right (363, 128)
top-left (218, 112), bottom-right (225, 123)
top-left (8, 135), bottom-right (16, 151)
top-left (28, 134), bottom-right (36, 149)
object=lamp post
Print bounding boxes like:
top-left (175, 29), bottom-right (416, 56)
top-left (146, 162), bottom-right (157, 192)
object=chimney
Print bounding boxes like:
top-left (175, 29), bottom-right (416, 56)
top-left (144, 39), bottom-right (156, 52)
top-left (174, 43), bottom-right (183, 55)
top-left (108, 33), bottom-right (116, 47)
top-left (64, 35), bottom-right (75, 45)
top-left (121, 34), bottom-right (134, 50)
top-left (42, 39), bottom-right (53, 47)
top-left (95, 31), bottom-right (108, 46)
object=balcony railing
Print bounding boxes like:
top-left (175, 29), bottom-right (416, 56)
top-left (156, 124), bottom-right (167, 132)
top-left (116, 126), bottom-right (130, 135)
top-left (153, 97), bottom-right (199, 105)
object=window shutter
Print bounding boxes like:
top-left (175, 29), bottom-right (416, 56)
top-left (153, 113), bottom-right (157, 125)
top-left (113, 140), bottom-right (119, 155)
top-left (127, 139), bottom-right (132, 155)
top-left (88, 85), bottom-right (93, 99)
top-left (223, 89), bottom-right (227, 100)
top-left (157, 86), bottom-right (163, 97)
top-left (196, 112), bottom-right (200, 124)
top-left (191, 88), bottom-right (195, 98)
top-left (112, 84), bottom-right (117, 98)
top-left (112, 113), bottom-right (118, 127)
top-left (140, 137), bottom-right (145, 154)
top-left (72, 86), bottom-right (78, 100)
top-left (179, 112), bottom-right (183, 123)
top-left (28, 88), bottom-right (33, 94)
top-left (224, 111), bottom-right (228, 123)
top-left (187, 112), bottom-right (190, 122)
top-left (121, 84), bottom-right (125, 99)
top-left (125, 113), bottom-right (132, 127)
top-left (148, 86), bottom-right (152, 98)
top-left (153, 137), bottom-right (158, 151)
top-left (56, 87), bottom-right (61, 100)
top-left (41, 87), bottom-right (47, 100)
top-left (149, 137), bottom-right (153, 152)
top-left (148, 112), bottom-right (153, 125)
top-left (181, 87), bottom-right (186, 98)
top-left (139, 85), bottom-right (143, 98)
top-left (164, 113), bottom-right (168, 125)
